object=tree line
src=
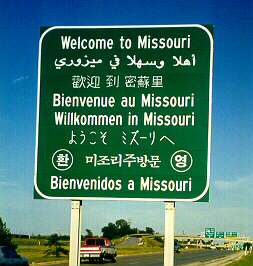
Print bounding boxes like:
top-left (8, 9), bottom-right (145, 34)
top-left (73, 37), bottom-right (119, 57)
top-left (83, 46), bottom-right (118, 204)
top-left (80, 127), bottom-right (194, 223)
top-left (101, 219), bottom-right (155, 239)
top-left (0, 216), bottom-right (155, 257)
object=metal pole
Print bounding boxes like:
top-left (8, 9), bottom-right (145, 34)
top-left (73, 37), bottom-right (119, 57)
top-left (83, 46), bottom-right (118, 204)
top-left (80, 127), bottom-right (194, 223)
top-left (69, 200), bottom-right (82, 266)
top-left (164, 202), bottom-right (175, 266)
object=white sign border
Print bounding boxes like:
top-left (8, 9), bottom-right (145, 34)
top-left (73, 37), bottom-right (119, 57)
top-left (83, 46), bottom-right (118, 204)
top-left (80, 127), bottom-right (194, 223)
top-left (34, 24), bottom-right (213, 201)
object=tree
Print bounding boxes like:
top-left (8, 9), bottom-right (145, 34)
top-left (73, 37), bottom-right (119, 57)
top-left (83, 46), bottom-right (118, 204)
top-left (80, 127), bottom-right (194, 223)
top-left (101, 218), bottom-right (155, 239)
top-left (85, 229), bottom-right (93, 237)
top-left (115, 219), bottom-right (131, 237)
top-left (130, 227), bottom-right (138, 234)
top-left (145, 227), bottom-right (155, 235)
top-left (102, 223), bottom-right (119, 239)
top-left (44, 234), bottom-right (68, 257)
top-left (0, 217), bottom-right (17, 249)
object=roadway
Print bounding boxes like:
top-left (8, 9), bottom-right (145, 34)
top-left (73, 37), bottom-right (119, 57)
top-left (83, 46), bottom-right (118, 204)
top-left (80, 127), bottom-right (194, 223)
top-left (52, 250), bottom-right (234, 266)
top-left (117, 236), bottom-right (140, 247)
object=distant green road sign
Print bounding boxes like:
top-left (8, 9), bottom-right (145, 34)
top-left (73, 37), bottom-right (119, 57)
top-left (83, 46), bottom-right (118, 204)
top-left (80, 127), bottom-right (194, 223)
top-left (226, 232), bottom-right (238, 238)
top-left (34, 25), bottom-right (213, 201)
top-left (205, 228), bottom-right (215, 238)
top-left (215, 232), bottom-right (225, 238)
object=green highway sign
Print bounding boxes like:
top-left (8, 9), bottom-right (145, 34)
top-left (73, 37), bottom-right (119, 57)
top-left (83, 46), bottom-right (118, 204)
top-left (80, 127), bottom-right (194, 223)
top-left (34, 25), bottom-right (213, 201)
top-left (215, 231), bottom-right (225, 238)
top-left (226, 232), bottom-right (238, 238)
top-left (205, 228), bottom-right (215, 238)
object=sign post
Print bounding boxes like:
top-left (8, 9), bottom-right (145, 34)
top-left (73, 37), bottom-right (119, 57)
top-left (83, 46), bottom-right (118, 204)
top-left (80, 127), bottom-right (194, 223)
top-left (69, 200), bottom-right (82, 266)
top-left (164, 202), bottom-right (175, 266)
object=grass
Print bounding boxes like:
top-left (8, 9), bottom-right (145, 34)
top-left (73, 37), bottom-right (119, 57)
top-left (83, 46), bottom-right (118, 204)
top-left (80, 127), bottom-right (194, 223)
top-left (111, 236), bottom-right (128, 246)
top-left (13, 238), bottom-right (48, 246)
top-left (13, 236), bottom-right (164, 263)
top-left (17, 245), bottom-right (68, 263)
top-left (13, 236), bottom-right (198, 263)
top-left (13, 238), bottom-right (69, 263)
top-left (117, 235), bottom-right (163, 255)
top-left (118, 246), bottom-right (163, 255)
top-left (226, 252), bottom-right (253, 266)
top-left (142, 236), bottom-right (163, 248)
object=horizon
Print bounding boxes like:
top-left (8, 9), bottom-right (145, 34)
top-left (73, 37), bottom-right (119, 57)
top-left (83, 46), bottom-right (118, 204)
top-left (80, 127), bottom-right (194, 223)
top-left (0, 0), bottom-right (252, 238)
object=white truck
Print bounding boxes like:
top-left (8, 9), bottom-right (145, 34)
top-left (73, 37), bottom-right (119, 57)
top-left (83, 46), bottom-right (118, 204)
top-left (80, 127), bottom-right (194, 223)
top-left (80, 237), bottom-right (117, 263)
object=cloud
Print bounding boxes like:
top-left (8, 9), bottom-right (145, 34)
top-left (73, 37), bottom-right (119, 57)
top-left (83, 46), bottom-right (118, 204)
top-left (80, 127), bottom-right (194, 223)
top-left (214, 176), bottom-right (253, 191)
top-left (12, 75), bottom-right (29, 84)
top-left (176, 204), bottom-right (253, 237)
top-left (0, 179), bottom-right (17, 188)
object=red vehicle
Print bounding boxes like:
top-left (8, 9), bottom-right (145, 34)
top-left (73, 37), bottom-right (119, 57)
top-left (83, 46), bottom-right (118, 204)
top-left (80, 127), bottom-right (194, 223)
top-left (80, 237), bottom-right (117, 263)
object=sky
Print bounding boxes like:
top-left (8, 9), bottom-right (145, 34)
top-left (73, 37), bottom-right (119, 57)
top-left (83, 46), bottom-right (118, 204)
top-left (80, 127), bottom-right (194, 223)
top-left (0, 0), bottom-right (253, 237)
